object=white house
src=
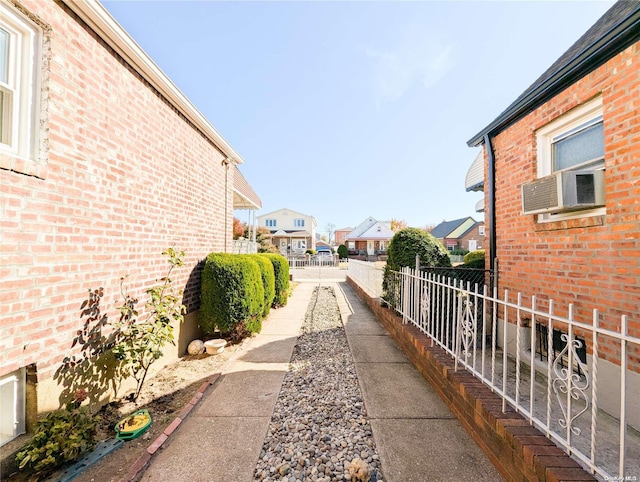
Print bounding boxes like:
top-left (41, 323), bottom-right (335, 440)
top-left (257, 208), bottom-right (317, 255)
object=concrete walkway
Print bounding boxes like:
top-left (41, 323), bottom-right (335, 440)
top-left (139, 280), bottom-right (502, 481)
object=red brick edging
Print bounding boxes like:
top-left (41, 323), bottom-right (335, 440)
top-left (347, 276), bottom-right (597, 482)
top-left (118, 373), bottom-right (220, 482)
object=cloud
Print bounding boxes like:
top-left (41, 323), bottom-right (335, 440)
top-left (364, 31), bottom-right (455, 106)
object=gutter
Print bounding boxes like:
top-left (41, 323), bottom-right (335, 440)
top-left (62, 0), bottom-right (245, 164)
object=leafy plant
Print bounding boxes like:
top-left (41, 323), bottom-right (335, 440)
top-left (112, 247), bottom-right (186, 401)
top-left (337, 244), bottom-right (349, 259)
top-left (383, 228), bottom-right (451, 307)
top-left (199, 253), bottom-right (265, 341)
top-left (463, 249), bottom-right (485, 265)
top-left (262, 253), bottom-right (290, 307)
top-left (16, 391), bottom-right (99, 478)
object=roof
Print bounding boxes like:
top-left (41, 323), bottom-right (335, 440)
top-left (448, 218), bottom-right (478, 239)
top-left (430, 217), bottom-right (475, 239)
top-left (346, 217), bottom-right (394, 240)
top-left (273, 230), bottom-right (311, 238)
top-left (467, 0), bottom-right (640, 147)
top-left (233, 166), bottom-right (262, 210)
top-left (63, 0), bottom-right (245, 164)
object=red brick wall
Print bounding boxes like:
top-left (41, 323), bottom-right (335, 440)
top-left (459, 223), bottom-right (485, 251)
top-left (487, 42), bottom-right (640, 359)
top-left (0, 1), bottom-right (233, 392)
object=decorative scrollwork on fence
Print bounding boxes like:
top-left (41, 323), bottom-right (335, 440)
top-left (552, 334), bottom-right (590, 436)
top-left (459, 293), bottom-right (476, 359)
top-left (420, 284), bottom-right (430, 324)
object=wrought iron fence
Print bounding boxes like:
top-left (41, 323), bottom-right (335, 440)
top-left (347, 261), bottom-right (640, 480)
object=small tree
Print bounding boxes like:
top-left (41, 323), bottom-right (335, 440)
top-left (112, 248), bottom-right (186, 401)
top-left (233, 217), bottom-right (245, 239)
top-left (337, 244), bottom-right (349, 259)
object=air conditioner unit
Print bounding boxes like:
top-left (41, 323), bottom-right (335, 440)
top-left (521, 170), bottom-right (605, 215)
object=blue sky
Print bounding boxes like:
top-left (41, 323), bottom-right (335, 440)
top-left (103, 0), bottom-right (613, 237)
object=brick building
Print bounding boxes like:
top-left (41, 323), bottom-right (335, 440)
top-left (467, 1), bottom-right (640, 423)
top-left (0, 0), bottom-right (259, 446)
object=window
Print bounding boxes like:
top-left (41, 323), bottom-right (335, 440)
top-left (0, 368), bottom-right (26, 446)
top-left (536, 97), bottom-right (605, 220)
top-left (478, 225), bottom-right (485, 236)
top-left (294, 219), bottom-right (305, 228)
top-left (0, 3), bottom-right (40, 161)
top-left (293, 240), bottom-right (306, 250)
top-left (265, 219), bottom-right (276, 228)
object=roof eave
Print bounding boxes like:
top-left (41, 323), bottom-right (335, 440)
top-left (467, 4), bottom-right (640, 147)
top-left (63, 0), bottom-right (245, 163)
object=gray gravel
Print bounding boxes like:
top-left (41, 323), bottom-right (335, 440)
top-left (254, 286), bottom-right (383, 482)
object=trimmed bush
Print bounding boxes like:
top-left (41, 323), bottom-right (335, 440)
top-left (305, 249), bottom-right (316, 255)
top-left (463, 249), bottom-right (485, 265)
top-left (386, 228), bottom-right (451, 271)
top-left (337, 245), bottom-right (348, 259)
top-left (200, 253), bottom-right (264, 338)
top-left (262, 253), bottom-right (290, 307)
top-left (383, 228), bottom-right (451, 307)
top-left (246, 254), bottom-right (275, 317)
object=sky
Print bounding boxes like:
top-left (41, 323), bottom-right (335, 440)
top-left (102, 0), bottom-right (614, 237)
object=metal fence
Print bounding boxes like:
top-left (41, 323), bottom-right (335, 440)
top-left (287, 255), bottom-right (339, 269)
top-left (348, 261), bottom-right (640, 480)
top-left (231, 239), bottom-right (258, 254)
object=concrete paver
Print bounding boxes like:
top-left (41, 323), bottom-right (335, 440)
top-left (139, 277), bottom-right (503, 481)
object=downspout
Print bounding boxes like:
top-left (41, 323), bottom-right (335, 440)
top-left (222, 158), bottom-right (230, 252)
top-left (483, 134), bottom-right (497, 293)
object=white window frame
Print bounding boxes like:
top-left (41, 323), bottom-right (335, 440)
top-left (0, 368), bottom-right (26, 447)
top-left (0, 3), bottom-right (41, 162)
top-left (294, 218), bottom-right (305, 228)
top-left (265, 219), bottom-right (276, 228)
top-left (535, 97), bottom-right (605, 222)
top-left (478, 225), bottom-right (485, 236)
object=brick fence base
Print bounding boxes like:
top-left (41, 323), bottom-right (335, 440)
top-left (346, 276), bottom-right (596, 482)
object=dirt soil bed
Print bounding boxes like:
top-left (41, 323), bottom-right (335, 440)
top-left (74, 349), bottom-right (235, 482)
top-left (4, 346), bottom-right (241, 482)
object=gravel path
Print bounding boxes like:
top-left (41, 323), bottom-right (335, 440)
top-left (254, 286), bottom-right (383, 482)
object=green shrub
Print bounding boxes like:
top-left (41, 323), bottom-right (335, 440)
top-left (337, 245), bottom-right (348, 259)
top-left (200, 253), bottom-right (265, 338)
top-left (463, 249), bottom-right (485, 266)
top-left (386, 228), bottom-right (451, 271)
top-left (246, 254), bottom-right (275, 317)
top-left (16, 405), bottom-right (99, 478)
top-left (383, 228), bottom-right (451, 307)
top-left (450, 248), bottom-right (469, 256)
top-left (262, 253), bottom-right (290, 307)
top-left (305, 249), bottom-right (316, 255)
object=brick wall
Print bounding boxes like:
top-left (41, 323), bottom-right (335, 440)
top-left (487, 42), bottom-right (640, 364)
top-left (0, 1), bottom-right (234, 410)
top-left (459, 223), bottom-right (485, 251)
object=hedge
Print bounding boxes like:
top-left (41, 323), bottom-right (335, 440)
top-left (262, 253), bottom-right (290, 307)
top-left (463, 249), bottom-right (485, 267)
top-left (246, 254), bottom-right (275, 317)
top-left (200, 253), bottom-right (265, 337)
